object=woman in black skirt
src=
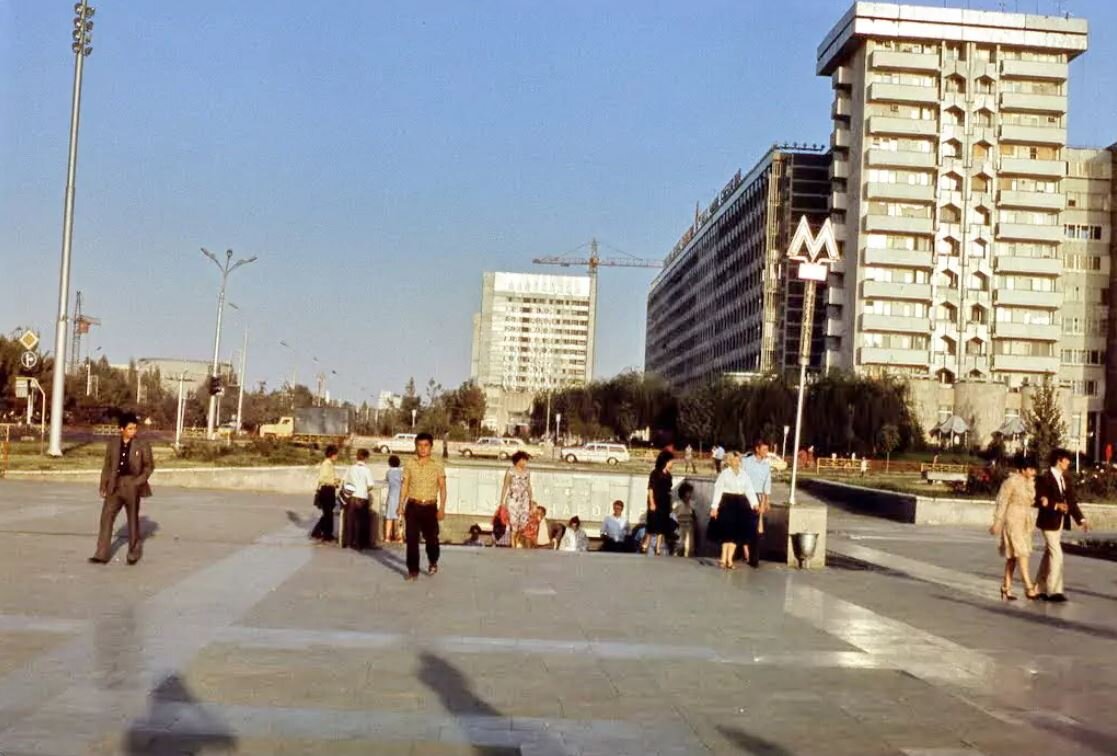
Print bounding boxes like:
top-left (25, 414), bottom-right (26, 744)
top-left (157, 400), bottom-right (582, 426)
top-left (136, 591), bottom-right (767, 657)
top-left (644, 450), bottom-right (675, 556)
top-left (709, 450), bottom-right (760, 569)
top-left (310, 445), bottom-right (340, 542)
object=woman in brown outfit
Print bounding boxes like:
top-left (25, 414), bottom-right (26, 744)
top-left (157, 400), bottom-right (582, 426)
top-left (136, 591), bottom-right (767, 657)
top-left (989, 455), bottom-right (1040, 601)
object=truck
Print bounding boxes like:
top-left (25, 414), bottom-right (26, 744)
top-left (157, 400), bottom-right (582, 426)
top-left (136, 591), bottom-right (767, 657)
top-left (259, 407), bottom-right (351, 447)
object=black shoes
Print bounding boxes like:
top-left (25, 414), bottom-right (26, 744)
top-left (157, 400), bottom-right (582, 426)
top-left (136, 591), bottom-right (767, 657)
top-left (1045, 593), bottom-right (1068, 603)
top-left (88, 556), bottom-right (108, 564)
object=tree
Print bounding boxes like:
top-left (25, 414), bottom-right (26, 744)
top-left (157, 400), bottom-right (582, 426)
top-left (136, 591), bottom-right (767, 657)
top-left (876, 424), bottom-right (900, 472)
top-left (1025, 377), bottom-right (1065, 467)
top-left (678, 382), bottom-right (718, 450)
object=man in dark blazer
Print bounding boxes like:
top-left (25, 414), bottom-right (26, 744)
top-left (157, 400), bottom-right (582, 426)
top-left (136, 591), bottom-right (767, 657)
top-left (1033, 448), bottom-right (1088, 602)
top-left (90, 412), bottom-right (155, 565)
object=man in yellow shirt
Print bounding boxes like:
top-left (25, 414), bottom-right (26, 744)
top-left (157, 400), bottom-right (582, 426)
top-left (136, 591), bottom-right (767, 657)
top-left (400, 432), bottom-right (447, 580)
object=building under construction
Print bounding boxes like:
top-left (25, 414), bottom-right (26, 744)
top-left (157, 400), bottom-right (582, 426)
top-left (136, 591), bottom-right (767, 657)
top-left (644, 145), bottom-right (832, 390)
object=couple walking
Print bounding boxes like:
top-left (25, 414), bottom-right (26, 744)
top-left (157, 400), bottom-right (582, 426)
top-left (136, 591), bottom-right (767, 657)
top-left (992, 449), bottom-right (1089, 602)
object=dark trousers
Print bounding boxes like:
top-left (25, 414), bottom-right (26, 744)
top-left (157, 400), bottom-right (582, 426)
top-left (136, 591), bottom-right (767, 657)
top-left (93, 485), bottom-right (141, 560)
top-left (342, 497), bottom-right (372, 550)
top-left (404, 502), bottom-right (440, 574)
top-left (311, 486), bottom-right (336, 541)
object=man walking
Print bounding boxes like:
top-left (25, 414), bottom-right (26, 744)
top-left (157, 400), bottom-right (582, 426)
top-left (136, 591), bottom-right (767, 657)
top-left (400, 432), bottom-right (447, 581)
top-left (90, 412), bottom-right (154, 565)
top-left (742, 438), bottom-right (772, 568)
top-left (341, 448), bottom-right (376, 550)
top-left (1034, 448), bottom-right (1088, 602)
top-left (684, 444), bottom-right (697, 474)
top-left (712, 444), bottom-right (725, 474)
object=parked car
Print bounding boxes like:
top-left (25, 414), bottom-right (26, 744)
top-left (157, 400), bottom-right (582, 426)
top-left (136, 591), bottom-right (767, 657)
top-left (460, 437), bottom-right (516, 459)
top-left (376, 433), bottom-right (417, 454)
top-left (560, 442), bottom-right (630, 465)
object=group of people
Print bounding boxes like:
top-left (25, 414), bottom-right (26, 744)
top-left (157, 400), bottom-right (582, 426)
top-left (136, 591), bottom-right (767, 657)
top-left (311, 432), bottom-right (446, 581)
top-left (991, 448), bottom-right (1089, 602)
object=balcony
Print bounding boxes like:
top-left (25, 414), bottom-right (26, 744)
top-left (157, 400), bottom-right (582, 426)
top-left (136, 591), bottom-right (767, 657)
top-left (826, 287), bottom-right (847, 306)
top-left (866, 182), bottom-right (934, 202)
top-left (994, 289), bottom-right (1060, 308)
top-left (862, 280), bottom-right (932, 301)
top-left (999, 157), bottom-right (1065, 178)
top-left (993, 322), bottom-right (1061, 341)
top-left (825, 319), bottom-right (845, 337)
top-left (861, 314), bottom-right (932, 334)
top-left (992, 354), bottom-right (1060, 374)
top-left (997, 190), bottom-right (1065, 210)
top-left (830, 191), bottom-right (847, 212)
top-left (993, 255), bottom-right (1062, 275)
top-left (1000, 91), bottom-right (1065, 114)
top-left (831, 127), bottom-right (851, 150)
top-left (871, 50), bottom-right (941, 72)
top-left (831, 159), bottom-right (850, 180)
top-left (996, 222), bottom-right (1063, 243)
top-left (867, 149), bottom-right (936, 169)
top-left (865, 214), bottom-right (933, 234)
top-left (867, 115), bottom-right (938, 137)
top-left (1000, 59), bottom-right (1069, 81)
top-left (830, 220), bottom-right (848, 241)
top-left (859, 347), bottom-right (929, 366)
top-left (832, 65), bottom-right (852, 89)
top-left (863, 248), bottom-right (933, 267)
top-left (999, 124), bottom-right (1067, 145)
top-left (868, 82), bottom-right (940, 105)
top-left (832, 96), bottom-right (852, 119)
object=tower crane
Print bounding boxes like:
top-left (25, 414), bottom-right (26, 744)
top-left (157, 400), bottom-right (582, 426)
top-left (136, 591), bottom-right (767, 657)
top-left (69, 291), bottom-right (101, 373)
top-left (532, 238), bottom-right (662, 276)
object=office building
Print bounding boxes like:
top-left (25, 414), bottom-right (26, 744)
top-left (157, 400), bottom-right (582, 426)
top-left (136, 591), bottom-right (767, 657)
top-left (645, 146), bottom-right (831, 390)
top-left (817, 2), bottom-right (1114, 453)
top-left (471, 272), bottom-right (595, 432)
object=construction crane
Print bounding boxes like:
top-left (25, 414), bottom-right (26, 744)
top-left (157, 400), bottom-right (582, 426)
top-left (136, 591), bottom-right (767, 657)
top-left (69, 291), bottom-right (101, 373)
top-left (532, 238), bottom-right (662, 276)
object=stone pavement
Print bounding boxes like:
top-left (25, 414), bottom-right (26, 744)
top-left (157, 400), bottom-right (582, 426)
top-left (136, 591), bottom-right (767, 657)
top-left (0, 480), bottom-right (1114, 754)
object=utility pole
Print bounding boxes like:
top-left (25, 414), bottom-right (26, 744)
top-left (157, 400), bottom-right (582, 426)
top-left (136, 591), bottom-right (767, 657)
top-left (47, 1), bottom-right (95, 457)
top-left (200, 248), bottom-right (256, 439)
top-left (236, 324), bottom-right (248, 433)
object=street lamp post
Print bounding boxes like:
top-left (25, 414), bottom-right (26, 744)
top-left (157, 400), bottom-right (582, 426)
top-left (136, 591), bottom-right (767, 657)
top-left (200, 248), bottom-right (256, 440)
top-left (782, 424), bottom-right (790, 461)
top-left (785, 217), bottom-right (839, 506)
top-left (46, 1), bottom-right (96, 457)
top-left (411, 408), bottom-right (417, 430)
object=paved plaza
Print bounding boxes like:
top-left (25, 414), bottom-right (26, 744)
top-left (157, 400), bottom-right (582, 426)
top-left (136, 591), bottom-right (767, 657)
top-left (0, 480), bottom-right (1115, 754)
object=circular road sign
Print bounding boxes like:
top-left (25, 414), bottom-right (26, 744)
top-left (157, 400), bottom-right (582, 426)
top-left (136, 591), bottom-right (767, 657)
top-left (20, 351), bottom-right (39, 370)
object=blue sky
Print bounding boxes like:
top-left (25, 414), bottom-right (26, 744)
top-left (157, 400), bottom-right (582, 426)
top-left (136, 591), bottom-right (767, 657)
top-left (2, 0), bottom-right (1115, 404)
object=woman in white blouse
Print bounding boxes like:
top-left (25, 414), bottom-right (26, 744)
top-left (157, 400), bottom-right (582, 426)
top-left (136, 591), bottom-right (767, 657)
top-left (709, 451), bottom-right (760, 569)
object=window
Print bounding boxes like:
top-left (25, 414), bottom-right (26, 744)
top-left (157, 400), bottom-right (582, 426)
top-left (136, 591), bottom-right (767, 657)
top-left (868, 201), bottom-right (932, 219)
top-left (996, 242), bottom-right (1058, 258)
top-left (1061, 349), bottom-right (1104, 366)
top-left (970, 305), bottom-right (987, 324)
top-left (1064, 254), bottom-right (1103, 271)
top-left (995, 340), bottom-right (1053, 357)
top-left (864, 267), bottom-right (929, 284)
top-left (967, 273), bottom-right (988, 291)
top-left (945, 75), bottom-right (966, 94)
top-left (939, 173), bottom-right (962, 192)
top-left (998, 177), bottom-right (1059, 193)
top-left (1064, 224), bottom-right (1103, 240)
top-left (972, 175), bottom-right (989, 192)
top-left (866, 168), bottom-right (933, 185)
top-left (972, 143), bottom-right (990, 161)
top-left (1001, 210), bottom-right (1058, 226)
top-left (865, 300), bottom-right (928, 317)
top-left (863, 333), bottom-right (929, 350)
top-left (975, 78), bottom-right (994, 95)
top-left (873, 72), bottom-right (936, 87)
top-left (940, 205), bottom-right (961, 223)
top-left (943, 107), bottom-right (965, 126)
top-left (997, 275), bottom-right (1055, 292)
top-left (1001, 79), bottom-right (1061, 95)
top-left (865, 233), bottom-right (932, 251)
top-left (966, 338), bottom-right (988, 356)
top-left (1000, 143), bottom-right (1060, 160)
top-left (996, 308), bottom-right (1053, 325)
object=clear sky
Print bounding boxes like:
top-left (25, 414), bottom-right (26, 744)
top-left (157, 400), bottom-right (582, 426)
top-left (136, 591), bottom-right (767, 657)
top-left (2, 0), bottom-right (1115, 404)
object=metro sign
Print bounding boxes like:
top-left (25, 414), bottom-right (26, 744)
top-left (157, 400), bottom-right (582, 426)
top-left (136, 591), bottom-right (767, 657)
top-left (787, 216), bottom-right (840, 282)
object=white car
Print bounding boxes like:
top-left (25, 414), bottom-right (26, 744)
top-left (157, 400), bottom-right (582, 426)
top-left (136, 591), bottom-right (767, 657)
top-left (560, 442), bottom-right (630, 465)
top-left (460, 437), bottom-right (515, 459)
top-left (376, 433), bottom-right (417, 454)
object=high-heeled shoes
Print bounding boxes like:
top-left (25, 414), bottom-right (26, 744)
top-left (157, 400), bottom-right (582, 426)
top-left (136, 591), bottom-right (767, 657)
top-left (1000, 586), bottom-right (1018, 601)
top-left (1025, 587), bottom-right (1041, 600)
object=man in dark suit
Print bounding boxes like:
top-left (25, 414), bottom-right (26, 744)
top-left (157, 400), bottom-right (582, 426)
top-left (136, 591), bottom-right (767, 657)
top-left (1033, 448), bottom-right (1088, 602)
top-left (90, 412), bottom-right (155, 565)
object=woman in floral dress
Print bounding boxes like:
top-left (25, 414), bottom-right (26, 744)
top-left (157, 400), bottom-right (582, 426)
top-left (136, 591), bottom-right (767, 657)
top-left (499, 451), bottom-right (533, 548)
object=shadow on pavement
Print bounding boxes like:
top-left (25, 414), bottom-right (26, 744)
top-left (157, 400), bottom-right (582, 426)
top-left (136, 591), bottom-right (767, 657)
top-left (109, 517), bottom-right (160, 560)
top-left (124, 674), bottom-right (237, 755)
top-left (361, 546), bottom-right (409, 578)
top-left (1032, 715), bottom-right (1117, 755)
top-left (417, 653), bottom-right (525, 755)
top-left (934, 592), bottom-right (1117, 642)
top-left (716, 725), bottom-right (793, 755)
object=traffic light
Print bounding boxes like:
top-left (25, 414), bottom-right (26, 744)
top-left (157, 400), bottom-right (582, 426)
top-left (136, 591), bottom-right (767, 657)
top-left (209, 375), bottom-right (223, 396)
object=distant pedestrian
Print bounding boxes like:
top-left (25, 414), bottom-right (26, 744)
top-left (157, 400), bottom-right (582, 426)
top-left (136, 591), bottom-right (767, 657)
top-left (643, 450), bottom-right (675, 556)
top-left (674, 481), bottom-right (696, 558)
top-left (310, 445), bottom-right (340, 543)
top-left (990, 455), bottom-right (1040, 601)
top-left (341, 448), bottom-right (376, 550)
top-left (383, 455), bottom-right (403, 543)
top-left (712, 444), bottom-right (725, 474)
top-left (90, 412), bottom-right (154, 565)
top-left (684, 444), bottom-right (697, 474)
top-left (1033, 449), bottom-right (1089, 602)
top-left (401, 432), bottom-right (447, 580)
top-left (499, 451), bottom-right (534, 548)
top-left (742, 440), bottom-right (772, 567)
top-left (709, 451), bottom-right (760, 570)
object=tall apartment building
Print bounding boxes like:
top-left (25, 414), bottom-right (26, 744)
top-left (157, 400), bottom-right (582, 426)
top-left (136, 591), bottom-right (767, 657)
top-left (645, 146), bottom-right (831, 390)
top-left (817, 2), bottom-right (1114, 453)
top-left (470, 272), bottom-right (595, 432)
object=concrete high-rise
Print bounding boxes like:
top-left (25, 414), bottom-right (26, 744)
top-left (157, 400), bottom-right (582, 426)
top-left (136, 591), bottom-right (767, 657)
top-left (470, 272), bottom-right (595, 432)
top-left (645, 146), bottom-right (831, 390)
top-left (817, 2), bottom-right (1114, 453)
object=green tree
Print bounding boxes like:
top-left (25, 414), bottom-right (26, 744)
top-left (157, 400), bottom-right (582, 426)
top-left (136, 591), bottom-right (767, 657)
top-left (678, 381), bottom-right (719, 450)
top-left (1025, 377), bottom-right (1065, 467)
top-left (876, 423), bottom-right (900, 471)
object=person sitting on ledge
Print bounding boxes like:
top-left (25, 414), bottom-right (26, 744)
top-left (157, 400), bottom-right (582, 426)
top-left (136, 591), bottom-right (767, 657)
top-left (559, 516), bottom-right (589, 552)
top-left (601, 500), bottom-right (631, 552)
top-left (463, 524), bottom-right (485, 547)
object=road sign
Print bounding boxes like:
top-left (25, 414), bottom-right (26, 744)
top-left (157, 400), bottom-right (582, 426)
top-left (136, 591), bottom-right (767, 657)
top-left (14, 377), bottom-right (29, 399)
top-left (20, 351), bottom-right (39, 370)
top-left (18, 330), bottom-right (39, 351)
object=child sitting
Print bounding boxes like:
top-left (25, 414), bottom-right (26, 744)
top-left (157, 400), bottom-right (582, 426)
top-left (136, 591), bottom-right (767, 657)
top-left (674, 481), bottom-right (696, 558)
top-left (464, 524), bottom-right (485, 547)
